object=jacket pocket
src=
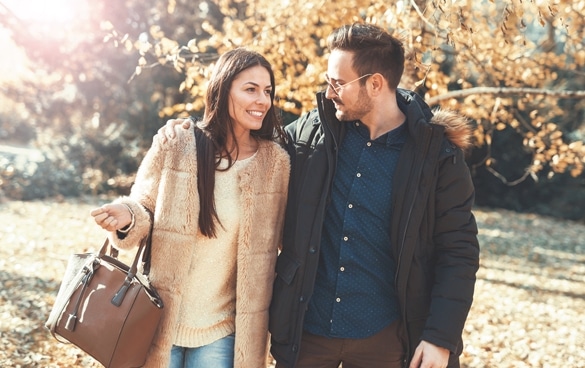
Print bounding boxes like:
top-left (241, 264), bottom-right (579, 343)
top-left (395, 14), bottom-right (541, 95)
top-left (275, 252), bottom-right (300, 285)
top-left (406, 295), bottom-right (430, 321)
top-left (269, 253), bottom-right (300, 343)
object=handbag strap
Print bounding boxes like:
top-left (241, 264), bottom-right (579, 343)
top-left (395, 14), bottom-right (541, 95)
top-left (141, 208), bottom-right (154, 276)
top-left (96, 206), bottom-right (154, 276)
top-left (109, 207), bottom-right (155, 306)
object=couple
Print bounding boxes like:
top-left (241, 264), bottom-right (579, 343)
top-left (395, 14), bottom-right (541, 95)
top-left (91, 23), bottom-right (480, 368)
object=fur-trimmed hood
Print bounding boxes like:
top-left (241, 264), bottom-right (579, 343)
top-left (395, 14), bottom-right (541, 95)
top-left (430, 109), bottom-right (473, 151)
top-left (397, 89), bottom-right (473, 151)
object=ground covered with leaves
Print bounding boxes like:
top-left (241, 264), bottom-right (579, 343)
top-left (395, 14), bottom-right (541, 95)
top-left (1, 197), bottom-right (584, 367)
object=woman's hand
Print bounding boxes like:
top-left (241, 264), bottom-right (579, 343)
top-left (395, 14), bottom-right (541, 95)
top-left (90, 203), bottom-right (133, 232)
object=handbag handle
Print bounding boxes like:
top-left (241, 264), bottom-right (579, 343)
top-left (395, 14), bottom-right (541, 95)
top-left (142, 208), bottom-right (154, 276)
top-left (106, 207), bottom-right (155, 307)
top-left (97, 206), bottom-right (154, 276)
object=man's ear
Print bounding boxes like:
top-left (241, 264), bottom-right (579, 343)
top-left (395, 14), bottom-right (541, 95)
top-left (369, 73), bottom-right (386, 97)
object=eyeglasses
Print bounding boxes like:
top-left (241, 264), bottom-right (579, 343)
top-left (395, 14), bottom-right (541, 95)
top-left (324, 73), bottom-right (373, 95)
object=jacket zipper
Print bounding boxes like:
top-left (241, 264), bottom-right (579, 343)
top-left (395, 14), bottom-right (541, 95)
top-left (394, 123), bottom-right (433, 362)
top-left (291, 94), bottom-right (339, 364)
top-left (394, 123), bottom-right (432, 285)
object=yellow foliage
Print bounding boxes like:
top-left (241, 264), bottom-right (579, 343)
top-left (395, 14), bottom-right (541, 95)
top-left (122, 0), bottom-right (585, 179)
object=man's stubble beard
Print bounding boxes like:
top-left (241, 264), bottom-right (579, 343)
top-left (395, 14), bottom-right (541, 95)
top-left (334, 88), bottom-right (373, 122)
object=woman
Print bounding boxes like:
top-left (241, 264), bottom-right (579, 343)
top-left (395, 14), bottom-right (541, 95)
top-left (90, 48), bottom-right (290, 368)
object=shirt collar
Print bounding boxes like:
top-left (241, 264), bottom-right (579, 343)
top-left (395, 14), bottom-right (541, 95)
top-left (351, 120), bottom-right (408, 146)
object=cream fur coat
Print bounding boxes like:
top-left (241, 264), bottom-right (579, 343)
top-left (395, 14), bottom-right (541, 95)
top-left (109, 125), bottom-right (290, 367)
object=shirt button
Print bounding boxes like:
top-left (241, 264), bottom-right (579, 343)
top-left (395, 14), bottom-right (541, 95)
top-left (348, 204), bottom-right (353, 208)
top-left (343, 236), bottom-right (348, 241)
top-left (340, 266), bottom-right (345, 272)
top-left (367, 142), bottom-right (372, 147)
top-left (355, 122), bottom-right (359, 127)
top-left (336, 297), bottom-right (341, 302)
top-left (356, 173), bottom-right (361, 177)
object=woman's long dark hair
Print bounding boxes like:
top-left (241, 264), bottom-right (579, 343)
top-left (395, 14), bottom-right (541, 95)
top-left (195, 48), bottom-right (285, 238)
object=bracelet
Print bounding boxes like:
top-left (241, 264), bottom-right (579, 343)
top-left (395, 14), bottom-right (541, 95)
top-left (117, 203), bottom-right (136, 234)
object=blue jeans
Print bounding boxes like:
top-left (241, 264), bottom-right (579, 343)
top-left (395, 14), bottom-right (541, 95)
top-left (168, 334), bottom-right (235, 368)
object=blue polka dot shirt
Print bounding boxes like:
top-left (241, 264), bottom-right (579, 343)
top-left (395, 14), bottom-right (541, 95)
top-left (304, 120), bottom-right (406, 339)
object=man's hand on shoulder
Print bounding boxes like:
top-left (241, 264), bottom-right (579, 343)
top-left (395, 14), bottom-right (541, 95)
top-left (409, 340), bottom-right (449, 368)
top-left (157, 118), bottom-right (192, 144)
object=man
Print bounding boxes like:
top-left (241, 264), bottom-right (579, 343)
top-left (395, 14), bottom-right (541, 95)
top-left (160, 23), bottom-right (479, 368)
top-left (269, 22), bottom-right (479, 368)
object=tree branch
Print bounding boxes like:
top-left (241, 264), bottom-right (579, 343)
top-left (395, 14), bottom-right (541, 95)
top-left (409, 0), bottom-right (439, 34)
top-left (427, 87), bottom-right (585, 106)
top-left (485, 166), bottom-right (534, 186)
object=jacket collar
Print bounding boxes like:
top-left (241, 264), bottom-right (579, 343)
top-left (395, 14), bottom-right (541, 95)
top-left (316, 89), bottom-right (431, 139)
top-left (317, 89), bottom-right (472, 151)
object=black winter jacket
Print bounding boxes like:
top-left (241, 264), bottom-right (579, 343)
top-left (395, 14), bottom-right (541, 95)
top-left (269, 89), bottom-right (480, 368)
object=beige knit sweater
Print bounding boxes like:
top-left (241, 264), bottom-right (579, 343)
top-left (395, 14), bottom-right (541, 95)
top-left (174, 158), bottom-right (252, 348)
top-left (109, 126), bottom-right (290, 368)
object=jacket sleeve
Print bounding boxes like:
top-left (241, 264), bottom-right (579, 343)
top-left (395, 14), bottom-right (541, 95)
top-left (421, 147), bottom-right (480, 353)
top-left (107, 133), bottom-right (168, 250)
top-left (284, 109), bottom-right (321, 180)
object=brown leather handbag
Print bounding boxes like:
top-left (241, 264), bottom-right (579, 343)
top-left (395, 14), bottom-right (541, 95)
top-left (45, 220), bottom-right (163, 368)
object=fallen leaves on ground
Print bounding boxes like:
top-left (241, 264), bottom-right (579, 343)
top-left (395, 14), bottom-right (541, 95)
top-left (0, 198), bottom-right (583, 367)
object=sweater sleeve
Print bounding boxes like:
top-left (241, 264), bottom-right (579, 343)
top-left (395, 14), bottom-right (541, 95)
top-left (107, 133), bottom-right (167, 250)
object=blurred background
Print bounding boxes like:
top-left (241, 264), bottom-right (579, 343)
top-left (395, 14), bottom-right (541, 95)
top-left (1, 2), bottom-right (584, 367)
top-left (1, 0), bottom-right (584, 221)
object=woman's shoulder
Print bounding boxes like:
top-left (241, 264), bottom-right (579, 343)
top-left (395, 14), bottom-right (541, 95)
top-left (258, 139), bottom-right (289, 160)
top-left (255, 140), bottom-right (290, 181)
top-left (175, 124), bottom-right (196, 143)
top-left (152, 124), bottom-right (195, 153)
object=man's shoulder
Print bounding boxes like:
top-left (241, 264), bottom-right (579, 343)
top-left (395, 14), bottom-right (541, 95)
top-left (286, 108), bottom-right (321, 134)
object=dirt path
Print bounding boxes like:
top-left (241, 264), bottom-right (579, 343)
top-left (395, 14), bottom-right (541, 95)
top-left (1, 198), bottom-right (584, 367)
